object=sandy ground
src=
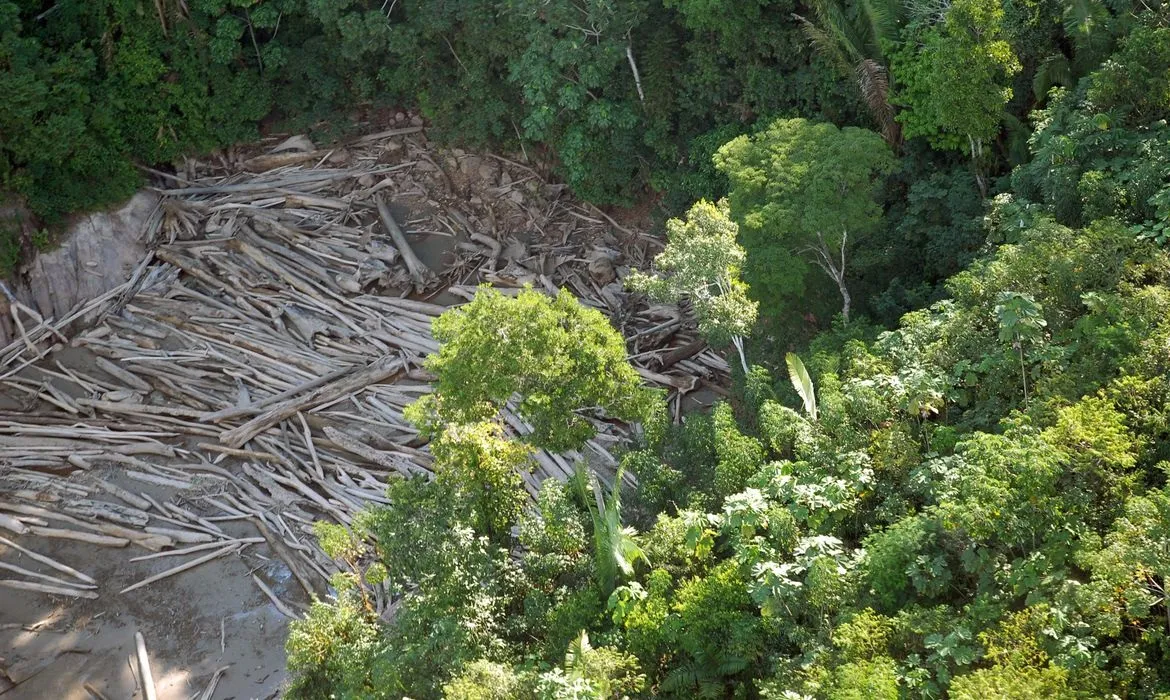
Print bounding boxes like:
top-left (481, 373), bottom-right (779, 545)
top-left (0, 506), bottom-right (296, 699)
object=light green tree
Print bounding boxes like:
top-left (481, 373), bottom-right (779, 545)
top-left (428, 421), bottom-right (533, 540)
top-left (994, 291), bottom-right (1047, 406)
top-left (408, 286), bottom-right (656, 452)
top-left (890, 0), bottom-right (1021, 197)
top-left (715, 118), bottom-right (895, 322)
top-left (626, 199), bottom-right (758, 373)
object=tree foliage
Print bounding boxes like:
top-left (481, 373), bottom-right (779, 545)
top-left (626, 199), bottom-right (757, 372)
top-left (409, 286), bottom-right (655, 453)
top-left (716, 118), bottom-right (895, 322)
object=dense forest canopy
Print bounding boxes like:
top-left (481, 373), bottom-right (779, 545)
top-left (4, 0), bottom-right (1170, 697)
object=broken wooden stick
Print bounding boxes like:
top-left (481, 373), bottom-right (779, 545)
top-left (0, 512), bottom-right (29, 535)
top-left (26, 526), bottom-right (128, 548)
top-left (0, 560), bottom-right (97, 589)
top-left (120, 543), bottom-right (240, 594)
top-left (251, 574), bottom-right (301, 619)
top-left (0, 578), bottom-right (98, 599)
top-left (198, 665), bottom-right (231, 700)
top-left (130, 537), bottom-right (263, 563)
top-left (135, 631), bottom-right (158, 700)
top-left (0, 534), bottom-right (95, 584)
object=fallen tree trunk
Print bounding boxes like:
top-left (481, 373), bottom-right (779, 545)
top-left (220, 356), bottom-right (403, 448)
top-left (375, 194), bottom-right (430, 290)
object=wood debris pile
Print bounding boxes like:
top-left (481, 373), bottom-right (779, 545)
top-left (0, 124), bottom-right (730, 614)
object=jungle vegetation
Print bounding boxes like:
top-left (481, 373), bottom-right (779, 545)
top-left (4, 0), bottom-right (1170, 697)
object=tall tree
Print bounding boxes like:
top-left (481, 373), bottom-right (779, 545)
top-left (890, 0), bottom-right (1021, 197)
top-left (714, 118), bottom-right (895, 323)
top-left (625, 199), bottom-right (758, 374)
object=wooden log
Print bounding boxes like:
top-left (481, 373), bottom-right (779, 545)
top-left (130, 537), bottom-right (263, 562)
top-left (27, 526), bottom-right (129, 548)
top-left (252, 517), bottom-right (325, 600)
top-left (144, 527), bottom-right (214, 545)
top-left (220, 356), bottom-right (403, 448)
top-left (375, 193), bottom-right (430, 290)
top-left (0, 512), bottom-right (29, 535)
top-left (88, 477), bottom-right (153, 511)
top-left (251, 574), bottom-right (301, 619)
top-left (0, 561), bottom-right (98, 589)
top-left (94, 357), bottom-right (152, 393)
top-left (635, 366), bottom-right (697, 392)
top-left (657, 338), bottom-right (707, 370)
top-left (75, 398), bottom-right (207, 419)
top-left (135, 631), bottom-right (158, 700)
top-left (201, 364), bottom-right (353, 424)
top-left (120, 543), bottom-right (239, 594)
top-left (0, 579), bottom-right (98, 599)
top-left (0, 535), bottom-right (95, 584)
top-left (62, 499), bottom-right (149, 528)
top-left (323, 426), bottom-right (426, 477)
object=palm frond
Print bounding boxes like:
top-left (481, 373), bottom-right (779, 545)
top-left (793, 12), bottom-right (852, 75)
top-left (855, 58), bottom-right (900, 147)
top-left (860, 0), bottom-right (902, 53)
top-left (785, 352), bottom-right (818, 421)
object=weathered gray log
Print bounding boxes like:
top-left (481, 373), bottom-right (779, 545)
top-left (375, 194), bottom-right (430, 289)
top-left (219, 355), bottom-right (403, 448)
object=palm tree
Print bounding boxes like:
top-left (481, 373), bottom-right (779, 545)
top-left (794, 0), bottom-right (904, 147)
top-left (572, 467), bottom-right (647, 596)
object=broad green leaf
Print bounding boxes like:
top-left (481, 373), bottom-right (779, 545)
top-left (785, 352), bottom-right (818, 421)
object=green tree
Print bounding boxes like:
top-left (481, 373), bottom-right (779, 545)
top-left (409, 286), bottom-right (656, 452)
top-left (715, 118), bottom-right (895, 322)
top-left (890, 0), bottom-right (1021, 196)
top-left (994, 291), bottom-right (1047, 406)
top-left (626, 199), bottom-right (758, 373)
top-left (428, 421), bottom-right (533, 540)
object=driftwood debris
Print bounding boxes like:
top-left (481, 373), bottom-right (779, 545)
top-left (375, 193), bottom-right (432, 291)
top-left (0, 122), bottom-right (731, 686)
top-left (134, 631), bottom-right (158, 700)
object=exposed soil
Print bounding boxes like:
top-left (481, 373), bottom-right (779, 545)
top-left (1, 521), bottom-right (290, 699)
